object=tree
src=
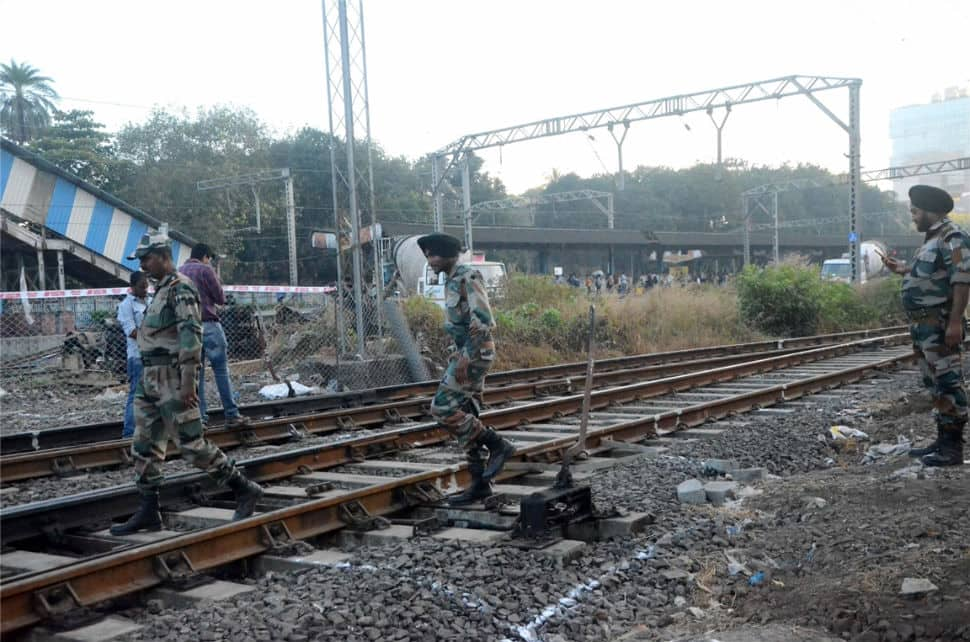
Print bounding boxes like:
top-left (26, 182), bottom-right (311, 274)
top-left (28, 110), bottom-right (132, 191)
top-left (0, 59), bottom-right (59, 143)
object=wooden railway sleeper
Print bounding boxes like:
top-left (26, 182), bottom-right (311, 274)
top-left (338, 500), bottom-right (391, 532)
top-left (32, 582), bottom-right (81, 617)
top-left (152, 551), bottom-right (195, 581)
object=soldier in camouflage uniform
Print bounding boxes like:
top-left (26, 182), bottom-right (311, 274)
top-left (882, 185), bottom-right (968, 466)
top-left (419, 233), bottom-right (515, 504)
top-left (111, 229), bottom-right (264, 535)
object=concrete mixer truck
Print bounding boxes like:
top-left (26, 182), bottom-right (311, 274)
top-left (380, 235), bottom-right (507, 307)
top-left (820, 240), bottom-right (889, 283)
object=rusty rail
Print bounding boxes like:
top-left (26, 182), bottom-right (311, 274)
top-left (0, 326), bottom-right (906, 456)
top-left (0, 344), bottom-right (861, 483)
top-left (0, 338), bottom-right (915, 633)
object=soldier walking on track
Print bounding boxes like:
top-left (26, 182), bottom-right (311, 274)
top-left (111, 230), bottom-right (263, 535)
top-left (419, 233), bottom-right (516, 504)
top-left (881, 185), bottom-right (968, 467)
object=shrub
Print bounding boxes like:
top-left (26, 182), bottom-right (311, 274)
top-left (736, 264), bottom-right (822, 336)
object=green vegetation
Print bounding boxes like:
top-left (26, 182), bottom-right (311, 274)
top-left (736, 262), bottom-right (904, 336)
top-left (404, 272), bottom-right (905, 370)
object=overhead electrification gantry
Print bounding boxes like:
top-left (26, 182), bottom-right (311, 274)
top-left (742, 156), bottom-right (970, 268)
top-left (430, 75), bottom-right (862, 273)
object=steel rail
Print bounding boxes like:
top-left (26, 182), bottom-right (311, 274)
top-left (0, 326), bottom-right (906, 455)
top-left (0, 341), bottom-right (914, 634)
top-left (0, 344), bottom-right (843, 483)
top-left (1, 333), bottom-right (907, 547)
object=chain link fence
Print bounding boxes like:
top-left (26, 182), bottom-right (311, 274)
top-left (0, 286), bottom-right (431, 434)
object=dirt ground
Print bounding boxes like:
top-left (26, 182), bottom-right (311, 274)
top-left (621, 381), bottom-right (970, 642)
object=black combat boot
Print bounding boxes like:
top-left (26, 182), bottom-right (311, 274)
top-left (110, 491), bottom-right (163, 535)
top-left (922, 425), bottom-right (965, 467)
top-left (448, 448), bottom-right (493, 505)
top-left (909, 424), bottom-right (943, 457)
top-left (479, 427), bottom-right (516, 481)
top-left (227, 472), bottom-right (264, 519)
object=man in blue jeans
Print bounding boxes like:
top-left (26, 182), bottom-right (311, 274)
top-left (117, 271), bottom-right (151, 437)
top-left (179, 244), bottom-right (252, 428)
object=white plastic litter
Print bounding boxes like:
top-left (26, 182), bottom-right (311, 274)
top-left (862, 436), bottom-right (912, 464)
top-left (829, 425), bottom-right (869, 441)
top-left (258, 381), bottom-right (318, 400)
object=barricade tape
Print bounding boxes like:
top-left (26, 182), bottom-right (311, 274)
top-left (0, 284), bottom-right (336, 300)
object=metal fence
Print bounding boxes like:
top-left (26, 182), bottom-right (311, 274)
top-left (0, 286), bottom-right (429, 432)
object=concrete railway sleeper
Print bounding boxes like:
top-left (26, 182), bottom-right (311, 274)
top-left (0, 329), bottom-right (907, 485)
top-left (0, 344), bottom-right (877, 484)
top-left (0, 337), bottom-right (917, 634)
top-left (0, 334), bottom-right (908, 546)
top-left (0, 325), bottom-right (906, 456)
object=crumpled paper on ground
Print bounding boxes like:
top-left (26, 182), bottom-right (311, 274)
top-left (862, 435), bottom-right (912, 464)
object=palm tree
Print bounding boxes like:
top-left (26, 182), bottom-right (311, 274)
top-left (0, 60), bottom-right (59, 143)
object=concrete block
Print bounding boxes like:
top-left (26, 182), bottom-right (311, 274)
top-left (173, 507), bottom-right (235, 529)
top-left (702, 459), bottom-right (738, 475)
top-left (730, 467), bottom-right (767, 482)
top-left (32, 616), bottom-right (142, 642)
top-left (1, 551), bottom-right (76, 574)
top-left (676, 479), bottom-right (707, 505)
top-left (598, 512), bottom-right (654, 538)
top-left (293, 471), bottom-right (390, 486)
top-left (703, 481), bottom-right (739, 506)
top-left (434, 506), bottom-right (518, 530)
top-left (432, 527), bottom-right (507, 544)
top-left (254, 549), bottom-right (352, 574)
top-left (493, 483), bottom-right (547, 498)
top-left (0, 486), bottom-right (19, 497)
top-left (537, 539), bottom-right (586, 563)
top-left (339, 524), bottom-right (413, 548)
top-left (151, 580), bottom-right (255, 609)
top-left (93, 528), bottom-right (180, 543)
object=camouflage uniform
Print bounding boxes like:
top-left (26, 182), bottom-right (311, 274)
top-left (430, 263), bottom-right (497, 449)
top-left (133, 271), bottom-right (236, 492)
top-left (902, 218), bottom-right (970, 429)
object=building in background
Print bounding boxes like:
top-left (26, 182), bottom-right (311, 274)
top-left (889, 86), bottom-right (970, 216)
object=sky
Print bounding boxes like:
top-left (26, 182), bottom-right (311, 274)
top-left (1, 0), bottom-right (968, 194)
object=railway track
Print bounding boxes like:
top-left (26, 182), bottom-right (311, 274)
top-left (0, 326), bottom-right (905, 456)
top-left (0, 327), bottom-right (905, 485)
top-left (0, 333), bottom-right (914, 634)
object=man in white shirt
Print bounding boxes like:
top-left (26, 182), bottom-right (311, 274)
top-left (117, 271), bottom-right (151, 437)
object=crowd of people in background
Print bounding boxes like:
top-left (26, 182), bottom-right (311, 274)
top-left (555, 270), bottom-right (732, 295)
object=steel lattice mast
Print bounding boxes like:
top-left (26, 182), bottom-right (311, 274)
top-left (322, 0), bottom-right (379, 357)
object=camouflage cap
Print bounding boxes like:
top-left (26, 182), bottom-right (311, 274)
top-left (127, 228), bottom-right (171, 260)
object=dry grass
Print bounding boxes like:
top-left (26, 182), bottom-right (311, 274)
top-left (402, 277), bottom-right (768, 371)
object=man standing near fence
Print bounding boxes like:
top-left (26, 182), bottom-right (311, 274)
top-left (111, 231), bottom-right (262, 535)
top-left (179, 243), bottom-right (251, 428)
top-left (117, 271), bottom-right (151, 438)
top-left (418, 233), bottom-right (515, 505)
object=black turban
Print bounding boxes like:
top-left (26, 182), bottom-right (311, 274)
top-left (909, 185), bottom-right (954, 215)
top-left (417, 233), bottom-right (462, 258)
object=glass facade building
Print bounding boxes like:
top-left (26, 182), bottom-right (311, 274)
top-left (889, 89), bottom-right (970, 214)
